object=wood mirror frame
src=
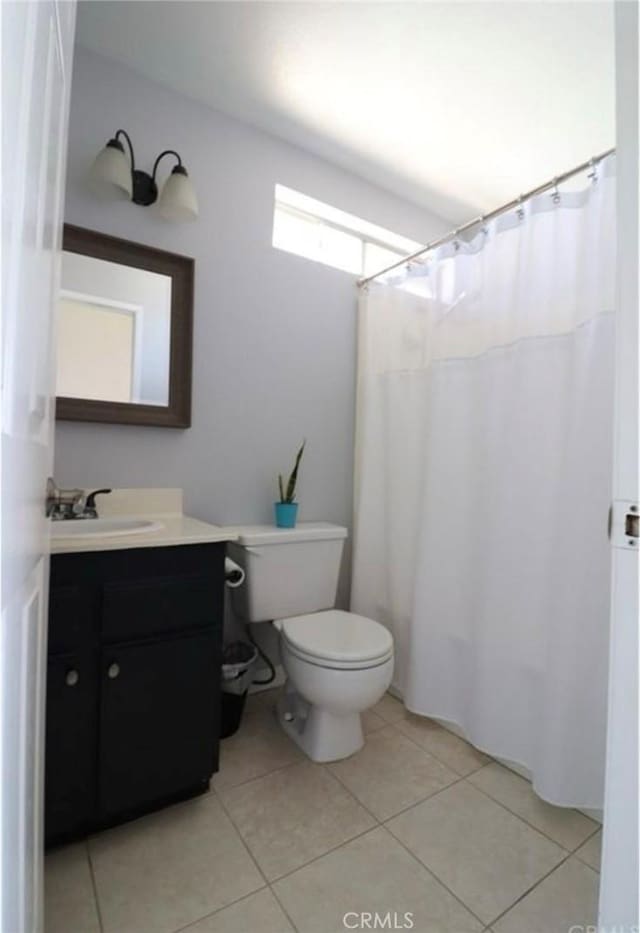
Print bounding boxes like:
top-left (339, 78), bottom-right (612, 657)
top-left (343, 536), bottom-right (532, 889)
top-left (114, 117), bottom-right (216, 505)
top-left (56, 225), bottom-right (194, 428)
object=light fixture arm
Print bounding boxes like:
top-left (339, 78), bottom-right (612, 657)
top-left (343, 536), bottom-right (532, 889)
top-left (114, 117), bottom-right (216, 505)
top-left (114, 128), bottom-right (136, 173)
top-left (151, 149), bottom-right (183, 180)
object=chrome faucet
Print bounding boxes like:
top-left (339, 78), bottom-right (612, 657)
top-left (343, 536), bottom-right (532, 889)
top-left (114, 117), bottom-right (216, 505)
top-left (46, 479), bottom-right (112, 521)
top-left (46, 478), bottom-right (86, 521)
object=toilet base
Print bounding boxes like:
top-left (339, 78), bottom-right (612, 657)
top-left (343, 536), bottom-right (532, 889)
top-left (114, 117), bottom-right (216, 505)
top-left (276, 689), bottom-right (364, 762)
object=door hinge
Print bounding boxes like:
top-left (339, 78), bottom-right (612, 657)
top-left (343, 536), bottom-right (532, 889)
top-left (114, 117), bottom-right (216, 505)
top-left (609, 500), bottom-right (640, 550)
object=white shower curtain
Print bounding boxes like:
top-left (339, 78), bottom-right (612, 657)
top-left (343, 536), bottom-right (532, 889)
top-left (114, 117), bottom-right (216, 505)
top-left (351, 155), bottom-right (616, 808)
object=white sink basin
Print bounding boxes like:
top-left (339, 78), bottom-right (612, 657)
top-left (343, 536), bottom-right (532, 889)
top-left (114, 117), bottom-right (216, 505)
top-left (51, 518), bottom-right (163, 540)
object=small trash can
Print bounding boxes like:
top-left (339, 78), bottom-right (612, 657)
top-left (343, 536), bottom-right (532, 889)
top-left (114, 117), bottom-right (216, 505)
top-left (220, 641), bottom-right (258, 738)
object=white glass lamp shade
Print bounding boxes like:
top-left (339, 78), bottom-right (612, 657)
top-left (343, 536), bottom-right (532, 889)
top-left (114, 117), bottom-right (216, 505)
top-left (89, 140), bottom-right (132, 200)
top-left (158, 166), bottom-right (198, 221)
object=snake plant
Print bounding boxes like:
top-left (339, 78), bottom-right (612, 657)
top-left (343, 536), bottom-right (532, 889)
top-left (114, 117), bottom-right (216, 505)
top-left (278, 441), bottom-right (305, 503)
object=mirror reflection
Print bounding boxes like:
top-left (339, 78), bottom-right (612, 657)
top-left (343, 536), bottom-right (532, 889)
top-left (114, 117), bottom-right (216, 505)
top-left (57, 251), bottom-right (172, 407)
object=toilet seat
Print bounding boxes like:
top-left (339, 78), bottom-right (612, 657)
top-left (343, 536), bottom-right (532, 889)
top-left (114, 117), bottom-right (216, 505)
top-left (276, 610), bottom-right (394, 671)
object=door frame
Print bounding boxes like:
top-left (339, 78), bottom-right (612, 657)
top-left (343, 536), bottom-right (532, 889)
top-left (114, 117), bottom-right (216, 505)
top-left (599, 1), bottom-right (639, 928)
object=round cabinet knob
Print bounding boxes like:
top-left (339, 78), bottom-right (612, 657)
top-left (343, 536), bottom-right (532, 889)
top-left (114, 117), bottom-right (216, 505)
top-left (65, 669), bottom-right (79, 687)
top-left (107, 662), bottom-right (120, 680)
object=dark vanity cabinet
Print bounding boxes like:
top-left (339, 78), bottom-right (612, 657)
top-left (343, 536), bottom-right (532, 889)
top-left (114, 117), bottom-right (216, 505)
top-left (45, 543), bottom-right (225, 846)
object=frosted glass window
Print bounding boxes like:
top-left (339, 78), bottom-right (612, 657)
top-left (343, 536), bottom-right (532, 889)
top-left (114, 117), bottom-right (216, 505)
top-left (273, 185), bottom-right (422, 278)
top-left (363, 242), bottom-right (408, 277)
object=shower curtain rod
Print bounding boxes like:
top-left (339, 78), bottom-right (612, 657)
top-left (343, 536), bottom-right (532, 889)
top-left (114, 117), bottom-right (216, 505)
top-left (358, 146), bottom-right (616, 287)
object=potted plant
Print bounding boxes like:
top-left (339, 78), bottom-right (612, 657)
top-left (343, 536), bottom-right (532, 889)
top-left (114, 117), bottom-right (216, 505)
top-left (275, 441), bottom-right (305, 528)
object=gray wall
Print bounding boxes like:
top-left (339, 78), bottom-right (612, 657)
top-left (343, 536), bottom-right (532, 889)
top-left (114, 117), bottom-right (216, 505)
top-left (56, 47), bottom-right (448, 533)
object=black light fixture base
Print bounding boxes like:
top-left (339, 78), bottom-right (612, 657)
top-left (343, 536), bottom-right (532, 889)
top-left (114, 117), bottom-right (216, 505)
top-left (132, 169), bottom-right (158, 206)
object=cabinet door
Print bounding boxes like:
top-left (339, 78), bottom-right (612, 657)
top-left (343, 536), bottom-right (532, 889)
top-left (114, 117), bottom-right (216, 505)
top-left (45, 651), bottom-right (97, 843)
top-left (98, 631), bottom-right (220, 819)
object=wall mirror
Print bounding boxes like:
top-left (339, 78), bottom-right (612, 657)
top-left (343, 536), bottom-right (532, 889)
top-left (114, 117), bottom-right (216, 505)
top-left (56, 225), bottom-right (193, 427)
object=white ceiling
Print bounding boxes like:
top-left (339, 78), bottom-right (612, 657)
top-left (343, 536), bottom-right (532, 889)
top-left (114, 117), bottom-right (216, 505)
top-left (76, 1), bottom-right (615, 223)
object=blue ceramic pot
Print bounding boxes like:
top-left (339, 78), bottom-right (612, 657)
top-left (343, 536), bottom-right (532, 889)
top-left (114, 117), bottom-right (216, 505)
top-left (274, 502), bottom-right (298, 528)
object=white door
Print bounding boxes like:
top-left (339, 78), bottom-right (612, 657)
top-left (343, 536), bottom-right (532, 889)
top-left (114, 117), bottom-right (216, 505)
top-left (0, 2), bottom-right (76, 931)
top-left (599, 1), bottom-right (639, 928)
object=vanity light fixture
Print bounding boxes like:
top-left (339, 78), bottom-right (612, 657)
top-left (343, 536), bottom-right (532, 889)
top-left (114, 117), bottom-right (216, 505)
top-left (89, 129), bottom-right (198, 222)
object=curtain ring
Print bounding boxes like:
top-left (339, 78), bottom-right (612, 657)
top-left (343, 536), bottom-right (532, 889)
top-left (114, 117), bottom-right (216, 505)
top-left (587, 157), bottom-right (598, 184)
top-left (453, 228), bottom-right (461, 251)
top-left (551, 178), bottom-right (561, 204)
top-left (516, 196), bottom-right (525, 220)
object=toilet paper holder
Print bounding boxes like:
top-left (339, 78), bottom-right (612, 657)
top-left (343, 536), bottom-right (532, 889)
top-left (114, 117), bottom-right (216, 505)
top-left (224, 557), bottom-right (245, 588)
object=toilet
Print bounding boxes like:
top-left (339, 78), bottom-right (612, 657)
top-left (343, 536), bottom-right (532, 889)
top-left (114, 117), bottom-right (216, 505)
top-left (227, 522), bottom-right (394, 762)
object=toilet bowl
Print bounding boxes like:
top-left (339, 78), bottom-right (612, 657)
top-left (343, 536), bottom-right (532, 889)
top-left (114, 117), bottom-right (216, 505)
top-left (227, 523), bottom-right (395, 762)
top-left (274, 610), bottom-right (394, 761)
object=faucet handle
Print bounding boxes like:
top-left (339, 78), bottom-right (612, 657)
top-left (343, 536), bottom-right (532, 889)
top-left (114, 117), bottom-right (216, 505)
top-left (85, 488), bottom-right (112, 514)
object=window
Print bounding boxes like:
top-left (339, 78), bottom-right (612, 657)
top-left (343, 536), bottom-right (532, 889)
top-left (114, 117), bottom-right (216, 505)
top-left (272, 185), bottom-right (423, 277)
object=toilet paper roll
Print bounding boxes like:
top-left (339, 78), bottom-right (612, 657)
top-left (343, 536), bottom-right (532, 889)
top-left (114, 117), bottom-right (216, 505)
top-left (224, 557), bottom-right (245, 588)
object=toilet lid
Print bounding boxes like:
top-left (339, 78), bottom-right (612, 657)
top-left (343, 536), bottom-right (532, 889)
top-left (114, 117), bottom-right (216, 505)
top-left (280, 610), bottom-right (393, 664)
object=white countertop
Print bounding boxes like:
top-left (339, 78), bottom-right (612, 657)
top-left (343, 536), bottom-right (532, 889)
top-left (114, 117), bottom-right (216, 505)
top-left (50, 514), bottom-right (239, 555)
top-left (49, 488), bottom-right (238, 555)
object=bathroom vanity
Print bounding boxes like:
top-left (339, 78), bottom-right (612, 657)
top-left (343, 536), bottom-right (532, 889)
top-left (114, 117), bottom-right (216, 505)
top-left (45, 491), bottom-right (236, 846)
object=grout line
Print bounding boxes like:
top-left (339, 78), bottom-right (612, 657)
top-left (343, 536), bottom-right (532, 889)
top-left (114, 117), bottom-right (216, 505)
top-left (267, 882), bottom-right (301, 933)
top-left (245, 763), bottom-right (480, 922)
top-left (387, 712), bottom-right (600, 858)
top-left (383, 780), bottom-right (585, 928)
top-left (319, 762), bottom-right (384, 824)
top-left (387, 719), bottom-right (490, 779)
top-left (268, 824), bottom-right (381, 885)
top-left (573, 822), bottom-right (603, 849)
top-left (213, 788), bottom-right (272, 889)
top-left (213, 755), bottom-right (304, 797)
top-left (172, 885), bottom-right (269, 933)
top-left (326, 752), bottom-right (467, 824)
top-left (85, 838), bottom-right (105, 933)
top-left (211, 735), bottom-right (385, 896)
top-left (465, 772), bottom-right (602, 857)
top-left (483, 848), bottom-right (575, 928)
top-left (571, 828), bottom-right (602, 874)
top-left (464, 777), bottom-right (587, 854)
top-left (378, 772), bottom-right (468, 822)
top-left (378, 823), bottom-right (487, 929)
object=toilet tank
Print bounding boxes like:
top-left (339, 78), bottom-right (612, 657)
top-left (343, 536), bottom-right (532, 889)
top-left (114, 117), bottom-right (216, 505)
top-left (227, 522), bottom-right (348, 623)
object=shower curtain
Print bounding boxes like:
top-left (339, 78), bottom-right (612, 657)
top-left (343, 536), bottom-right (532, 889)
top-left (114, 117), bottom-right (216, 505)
top-left (351, 155), bottom-right (616, 808)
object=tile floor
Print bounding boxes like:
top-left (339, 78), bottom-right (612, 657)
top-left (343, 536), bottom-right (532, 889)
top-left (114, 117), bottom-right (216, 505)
top-left (46, 690), bottom-right (601, 933)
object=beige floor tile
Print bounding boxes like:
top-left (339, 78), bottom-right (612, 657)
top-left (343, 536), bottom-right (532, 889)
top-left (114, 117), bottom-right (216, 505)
top-left (493, 857), bottom-right (599, 933)
top-left (372, 693), bottom-right (405, 724)
top-left (89, 794), bottom-right (263, 933)
top-left (213, 690), bottom-right (303, 791)
top-left (468, 763), bottom-right (598, 850)
top-left (274, 826), bottom-right (482, 933)
top-left (45, 843), bottom-right (100, 933)
top-left (361, 708), bottom-right (386, 734)
top-left (387, 781), bottom-right (566, 925)
top-left (180, 888), bottom-right (294, 933)
top-left (329, 726), bottom-right (458, 820)
top-left (219, 760), bottom-right (375, 880)
top-left (574, 829), bottom-right (602, 871)
top-left (395, 714), bottom-right (490, 776)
